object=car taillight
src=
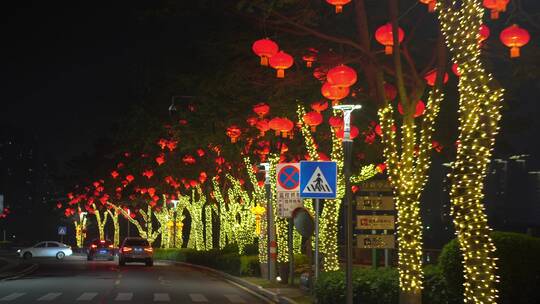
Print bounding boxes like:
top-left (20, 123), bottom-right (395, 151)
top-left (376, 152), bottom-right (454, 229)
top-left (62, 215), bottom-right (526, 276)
top-left (122, 247), bottom-right (132, 252)
top-left (108, 245), bottom-right (114, 249)
top-left (91, 244), bottom-right (97, 249)
top-left (100, 240), bottom-right (106, 244)
top-left (144, 247), bottom-right (153, 253)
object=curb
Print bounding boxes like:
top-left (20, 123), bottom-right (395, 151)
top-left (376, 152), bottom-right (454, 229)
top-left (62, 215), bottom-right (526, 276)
top-left (0, 262), bottom-right (38, 281)
top-left (158, 260), bottom-right (298, 304)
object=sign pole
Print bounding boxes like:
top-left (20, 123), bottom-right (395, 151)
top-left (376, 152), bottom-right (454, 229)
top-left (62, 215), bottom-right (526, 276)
top-left (314, 198), bottom-right (320, 282)
top-left (262, 163), bottom-right (276, 281)
top-left (288, 217), bottom-right (294, 285)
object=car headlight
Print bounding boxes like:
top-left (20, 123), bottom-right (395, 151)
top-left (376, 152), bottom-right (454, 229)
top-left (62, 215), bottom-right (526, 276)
top-left (17, 249), bottom-right (21, 253)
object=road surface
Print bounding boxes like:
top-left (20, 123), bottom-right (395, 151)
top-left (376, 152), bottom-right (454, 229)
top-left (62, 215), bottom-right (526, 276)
top-left (0, 256), bottom-right (271, 304)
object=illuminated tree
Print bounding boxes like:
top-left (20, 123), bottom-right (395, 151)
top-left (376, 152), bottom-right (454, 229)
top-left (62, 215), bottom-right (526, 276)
top-left (186, 187), bottom-right (206, 250)
top-left (106, 207), bottom-right (121, 247)
top-left (90, 203), bottom-right (109, 241)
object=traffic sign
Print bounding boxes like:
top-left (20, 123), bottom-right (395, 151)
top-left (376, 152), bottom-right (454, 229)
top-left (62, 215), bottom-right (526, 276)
top-left (299, 161), bottom-right (337, 199)
top-left (356, 196), bottom-right (394, 211)
top-left (58, 226), bottom-right (67, 236)
top-left (357, 234), bottom-right (395, 249)
top-left (357, 215), bottom-right (395, 230)
top-left (277, 163), bottom-right (300, 191)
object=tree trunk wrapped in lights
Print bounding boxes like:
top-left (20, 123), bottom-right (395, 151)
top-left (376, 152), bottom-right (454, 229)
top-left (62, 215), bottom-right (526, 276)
top-left (74, 217), bottom-right (87, 248)
top-left (106, 208), bottom-right (120, 247)
top-left (186, 187), bottom-right (206, 251)
top-left (243, 157), bottom-right (268, 263)
top-left (155, 195), bottom-right (187, 249)
top-left (204, 204), bottom-right (217, 250)
top-left (117, 204), bottom-right (161, 246)
top-left (212, 178), bottom-right (229, 250)
top-left (91, 204), bottom-right (109, 241)
top-left (437, 1), bottom-right (502, 303)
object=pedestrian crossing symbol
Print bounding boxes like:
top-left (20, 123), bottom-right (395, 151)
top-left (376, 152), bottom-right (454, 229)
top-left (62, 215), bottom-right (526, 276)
top-left (300, 161), bottom-right (337, 199)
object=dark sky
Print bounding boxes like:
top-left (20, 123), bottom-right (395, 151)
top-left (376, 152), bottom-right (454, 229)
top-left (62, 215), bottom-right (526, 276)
top-left (3, 0), bottom-right (539, 170)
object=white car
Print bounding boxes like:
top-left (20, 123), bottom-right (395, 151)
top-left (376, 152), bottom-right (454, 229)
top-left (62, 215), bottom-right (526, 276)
top-left (18, 241), bottom-right (73, 260)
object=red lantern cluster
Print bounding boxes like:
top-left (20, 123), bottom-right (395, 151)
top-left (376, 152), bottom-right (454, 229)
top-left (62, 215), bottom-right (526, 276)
top-left (500, 24), bottom-right (530, 58)
top-left (375, 23), bottom-right (405, 55)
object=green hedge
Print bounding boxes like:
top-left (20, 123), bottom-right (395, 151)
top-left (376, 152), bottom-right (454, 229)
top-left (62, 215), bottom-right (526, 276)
top-left (439, 231), bottom-right (540, 304)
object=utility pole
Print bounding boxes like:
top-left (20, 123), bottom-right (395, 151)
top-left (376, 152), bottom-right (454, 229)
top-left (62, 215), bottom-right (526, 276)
top-left (260, 162), bottom-right (276, 281)
top-left (127, 209), bottom-right (131, 238)
top-left (171, 200), bottom-right (179, 248)
top-left (334, 104), bottom-right (362, 304)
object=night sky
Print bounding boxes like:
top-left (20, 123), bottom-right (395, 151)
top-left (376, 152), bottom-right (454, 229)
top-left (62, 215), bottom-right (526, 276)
top-left (3, 1), bottom-right (539, 168)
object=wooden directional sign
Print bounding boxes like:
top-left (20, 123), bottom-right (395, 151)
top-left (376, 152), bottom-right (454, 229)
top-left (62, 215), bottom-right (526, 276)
top-left (357, 234), bottom-right (395, 249)
top-left (359, 179), bottom-right (393, 192)
top-left (357, 215), bottom-right (395, 230)
top-left (356, 196), bottom-right (394, 211)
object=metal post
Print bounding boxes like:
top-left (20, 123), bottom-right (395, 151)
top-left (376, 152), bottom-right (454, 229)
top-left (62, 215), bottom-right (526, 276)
top-left (262, 163), bottom-right (276, 281)
top-left (288, 217), bottom-right (294, 285)
top-left (127, 210), bottom-right (131, 238)
top-left (173, 211), bottom-right (177, 248)
top-left (333, 104), bottom-right (361, 304)
top-left (314, 198), bottom-right (320, 281)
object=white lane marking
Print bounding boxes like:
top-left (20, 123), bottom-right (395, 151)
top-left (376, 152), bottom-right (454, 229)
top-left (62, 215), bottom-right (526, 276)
top-left (224, 294), bottom-right (246, 303)
top-left (153, 293), bottom-right (170, 302)
top-left (189, 293), bottom-right (208, 302)
top-left (0, 293), bottom-right (25, 301)
top-left (115, 293), bottom-right (133, 301)
top-left (37, 293), bottom-right (62, 301)
top-left (76, 292), bottom-right (98, 301)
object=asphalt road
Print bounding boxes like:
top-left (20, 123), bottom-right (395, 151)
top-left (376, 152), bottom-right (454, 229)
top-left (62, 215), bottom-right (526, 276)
top-left (0, 256), bottom-right (272, 304)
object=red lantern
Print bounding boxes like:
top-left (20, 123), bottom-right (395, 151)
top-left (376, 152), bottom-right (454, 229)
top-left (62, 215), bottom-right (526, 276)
top-left (398, 100), bottom-right (426, 118)
top-left (253, 103), bottom-right (270, 118)
top-left (326, 0), bottom-right (351, 13)
top-left (375, 23), bottom-right (405, 55)
top-left (321, 82), bottom-right (350, 104)
top-left (329, 116), bottom-right (344, 129)
top-left (155, 154), bottom-right (165, 166)
top-left (452, 63), bottom-right (460, 77)
top-left (196, 148), bottom-right (205, 157)
top-left (424, 69), bottom-right (449, 86)
top-left (269, 51), bottom-right (294, 78)
top-left (384, 83), bottom-right (397, 101)
top-left (226, 125), bottom-right (242, 143)
top-left (318, 152), bottom-right (331, 161)
top-left (111, 171), bottom-right (119, 179)
top-left (215, 156), bottom-right (225, 166)
top-left (126, 175), bottom-right (135, 183)
top-left (336, 126), bottom-right (359, 140)
top-left (57, 202), bottom-right (62, 209)
top-left (199, 172), bottom-right (208, 184)
top-left (166, 140), bottom-right (177, 152)
top-left (376, 163), bottom-right (387, 173)
top-left (500, 24), bottom-right (530, 58)
top-left (246, 116), bottom-right (258, 126)
top-left (419, 0), bottom-right (436, 12)
top-left (303, 111), bottom-right (323, 132)
top-left (483, 0), bottom-right (509, 19)
top-left (182, 155), bottom-right (196, 165)
top-left (147, 187), bottom-right (156, 197)
top-left (157, 138), bottom-right (168, 150)
top-left (142, 170), bottom-right (153, 179)
top-left (432, 141), bottom-right (443, 153)
top-left (269, 118), bottom-right (284, 136)
top-left (310, 100), bottom-right (328, 113)
top-left (302, 51), bottom-right (317, 68)
top-left (252, 38), bottom-right (279, 66)
top-left (479, 24), bottom-right (490, 44)
top-left (256, 119), bottom-right (270, 136)
top-left (326, 65), bottom-right (357, 89)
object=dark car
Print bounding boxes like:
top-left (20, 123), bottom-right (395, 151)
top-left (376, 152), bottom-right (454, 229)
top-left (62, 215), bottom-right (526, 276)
top-left (87, 239), bottom-right (115, 261)
top-left (118, 237), bottom-right (153, 266)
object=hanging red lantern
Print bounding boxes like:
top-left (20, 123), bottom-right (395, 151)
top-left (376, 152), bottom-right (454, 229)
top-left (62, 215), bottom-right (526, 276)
top-left (256, 119), bottom-right (270, 136)
top-left (157, 138), bottom-right (168, 150)
top-left (147, 188), bottom-right (156, 197)
top-left (246, 116), bottom-right (258, 126)
top-left (318, 152), bottom-right (331, 161)
top-left (375, 23), bottom-right (405, 55)
top-left (155, 154), bottom-right (165, 166)
top-left (326, 0), bottom-right (351, 13)
top-left (182, 155), bottom-right (196, 165)
top-left (269, 118), bottom-right (284, 136)
top-left (398, 100), bottom-right (426, 118)
top-left (329, 116), bottom-right (344, 129)
top-left (310, 100), bottom-right (329, 113)
top-left (424, 69), bottom-right (449, 86)
top-left (215, 156), bottom-right (225, 166)
top-left (126, 175), bottom-right (135, 183)
top-left (198, 172), bottom-right (207, 184)
top-left (479, 24), bottom-right (490, 44)
top-left (336, 126), bottom-right (360, 140)
top-left (432, 141), bottom-right (443, 153)
top-left (226, 125), bottom-right (242, 143)
top-left (452, 63), bottom-right (461, 77)
top-left (252, 38), bottom-right (279, 66)
top-left (302, 50), bottom-right (317, 68)
top-left (313, 67), bottom-right (328, 82)
top-left (376, 163), bottom-right (387, 173)
top-left (253, 103), bottom-right (270, 118)
top-left (321, 82), bottom-right (350, 104)
top-left (111, 171), bottom-right (119, 179)
top-left (196, 148), bottom-right (205, 157)
top-left (326, 65), bottom-right (357, 89)
top-left (303, 111), bottom-right (323, 132)
top-left (142, 170), bottom-right (154, 179)
top-left (419, 0), bottom-right (436, 12)
top-left (269, 51), bottom-right (294, 78)
top-left (57, 202), bottom-right (62, 209)
top-left (500, 24), bottom-right (530, 58)
top-left (384, 83), bottom-right (397, 101)
top-left (166, 140), bottom-right (178, 152)
top-left (483, 0), bottom-right (509, 19)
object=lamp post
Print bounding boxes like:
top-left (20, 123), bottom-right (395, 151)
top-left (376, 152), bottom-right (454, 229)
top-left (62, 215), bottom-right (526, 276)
top-left (171, 200), bottom-right (180, 248)
top-left (259, 162), bottom-right (276, 281)
top-left (333, 104), bottom-right (362, 304)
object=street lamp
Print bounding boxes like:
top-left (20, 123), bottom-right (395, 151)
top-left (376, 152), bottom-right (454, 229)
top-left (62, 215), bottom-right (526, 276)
top-left (170, 200), bottom-right (180, 248)
top-left (258, 162), bottom-right (276, 281)
top-left (333, 104), bottom-right (361, 304)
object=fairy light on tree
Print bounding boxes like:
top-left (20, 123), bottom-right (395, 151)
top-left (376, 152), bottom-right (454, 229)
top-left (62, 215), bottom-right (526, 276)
top-left (437, 1), bottom-right (502, 303)
top-left (91, 203), bottom-right (109, 241)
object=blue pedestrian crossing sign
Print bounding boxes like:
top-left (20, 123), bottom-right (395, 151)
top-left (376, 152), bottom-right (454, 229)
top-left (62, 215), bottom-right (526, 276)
top-left (300, 161), bottom-right (337, 199)
top-left (58, 226), bottom-right (67, 236)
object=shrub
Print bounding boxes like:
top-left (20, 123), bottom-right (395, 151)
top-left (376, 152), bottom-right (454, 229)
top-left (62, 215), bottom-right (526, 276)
top-left (314, 267), bottom-right (398, 304)
top-left (240, 255), bottom-right (260, 276)
top-left (216, 253), bottom-right (242, 275)
top-left (439, 231), bottom-right (540, 304)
